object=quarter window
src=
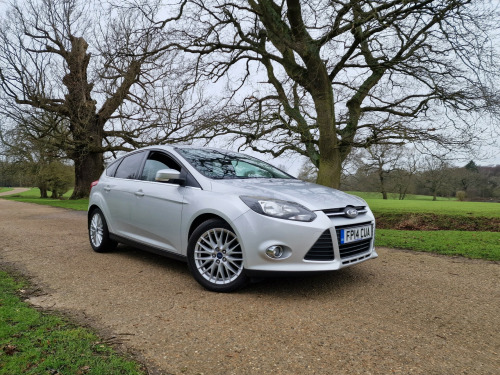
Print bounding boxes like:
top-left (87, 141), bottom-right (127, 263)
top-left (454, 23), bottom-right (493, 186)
top-left (106, 159), bottom-right (121, 177)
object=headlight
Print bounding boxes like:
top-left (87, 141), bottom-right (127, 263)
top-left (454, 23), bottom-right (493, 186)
top-left (240, 196), bottom-right (316, 222)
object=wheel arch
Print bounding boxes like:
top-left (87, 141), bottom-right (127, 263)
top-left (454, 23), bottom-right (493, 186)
top-left (88, 204), bottom-right (100, 223)
top-left (188, 213), bottom-right (233, 240)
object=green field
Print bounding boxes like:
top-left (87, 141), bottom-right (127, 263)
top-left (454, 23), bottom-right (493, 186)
top-left (351, 191), bottom-right (499, 218)
top-left (0, 188), bottom-right (89, 211)
top-left (0, 187), bottom-right (13, 193)
top-left (0, 271), bottom-right (145, 375)
top-left (365, 199), bottom-right (499, 218)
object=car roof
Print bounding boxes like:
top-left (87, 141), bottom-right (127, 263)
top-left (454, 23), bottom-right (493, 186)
top-left (143, 144), bottom-right (239, 155)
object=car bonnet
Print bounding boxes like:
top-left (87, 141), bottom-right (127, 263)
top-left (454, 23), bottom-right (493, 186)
top-left (209, 178), bottom-right (366, 211)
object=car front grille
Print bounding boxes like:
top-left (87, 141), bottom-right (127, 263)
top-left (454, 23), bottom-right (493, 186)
top-left (322, 206), bottom-right (367, 218)
top-left (304, 230), bottom-right (334, 261)
top-left (335, 222), bottom-right (373, 260)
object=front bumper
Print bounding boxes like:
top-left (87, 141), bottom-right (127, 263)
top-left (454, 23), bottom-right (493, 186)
top-left (232, 209), bottom-right (378, 272)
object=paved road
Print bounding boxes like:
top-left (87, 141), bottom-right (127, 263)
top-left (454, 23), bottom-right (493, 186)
top-left (0, 199), bottom-right (498, 375)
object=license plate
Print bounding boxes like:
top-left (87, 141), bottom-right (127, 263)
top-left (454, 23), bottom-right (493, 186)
top-left (340, 225), bottom-right (372, 244)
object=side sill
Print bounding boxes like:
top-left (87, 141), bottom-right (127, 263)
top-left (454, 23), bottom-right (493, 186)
top-left (109, 234), bottom-right (187, 263)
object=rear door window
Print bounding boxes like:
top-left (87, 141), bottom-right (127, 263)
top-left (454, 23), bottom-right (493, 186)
top-left (114, 152), bottom-right (145, 179)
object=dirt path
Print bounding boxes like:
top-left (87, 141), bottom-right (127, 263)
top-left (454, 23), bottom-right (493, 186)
top-left (0, 187), bottom-right (30, 196)
top-left (0, 199), bottom-right (498, 375)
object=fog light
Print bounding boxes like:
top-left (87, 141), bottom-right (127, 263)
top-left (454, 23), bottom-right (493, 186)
top-left (266, 245), bottom-right (284, 259)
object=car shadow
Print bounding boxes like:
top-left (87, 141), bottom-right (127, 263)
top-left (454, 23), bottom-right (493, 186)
top-left (110, 244), bottom-right (376, 297)
top-left (241, 266), bottom-right (376, 297)
top-left (112, 244), bottom-right (189, 274)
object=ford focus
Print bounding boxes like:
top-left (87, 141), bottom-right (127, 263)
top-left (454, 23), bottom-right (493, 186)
top-left (88, 145), bottom-right (377, 292)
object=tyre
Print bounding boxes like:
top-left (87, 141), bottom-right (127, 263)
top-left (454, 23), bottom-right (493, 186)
top-left (187, 219), bottom-right (248, 292)
top-left (88, 208), bottom-right (117, 253)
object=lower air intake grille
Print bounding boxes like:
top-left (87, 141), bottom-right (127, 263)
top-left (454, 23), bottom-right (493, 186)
top-left (335, 222), bottom-right (372, 259)
top-left (304, 230), bottom-right (334, 261)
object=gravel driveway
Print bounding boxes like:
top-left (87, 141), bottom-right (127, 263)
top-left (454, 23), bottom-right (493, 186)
top-left (0, 187), bottom-right (30, 196)
top-left (0, 199), bottom-right (498, 375)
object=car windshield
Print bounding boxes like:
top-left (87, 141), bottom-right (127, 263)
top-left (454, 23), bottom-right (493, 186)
top-left (176, 148), bottom-right (293, 180)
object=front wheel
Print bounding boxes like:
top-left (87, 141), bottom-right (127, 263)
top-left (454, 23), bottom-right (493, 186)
top-left (88, 208), bottom-right (117, 253)
top-left (187, 219), bottom-right (248, 292)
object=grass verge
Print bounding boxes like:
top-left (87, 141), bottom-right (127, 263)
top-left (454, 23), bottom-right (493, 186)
top-left (1, 188), bottom-right (88, 211)
top-left (375, 212), bottom-right (499, 232)
top-left (0, 188), bottom-right (13, 194)
top-left (0, 270), bottom-right (145, 375)
top-left (376, 229), bottom-right (500, 261)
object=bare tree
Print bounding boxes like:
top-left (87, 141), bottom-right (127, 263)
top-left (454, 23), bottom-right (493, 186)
top-left (0, 0), bottom-right (196, 198)
top-left (296, 159), bottom-right (318, 183)
top-left (420, 156), bottom-right (451, 201)
top-left (391, 151), bottom-right (419, 200)
top-left (169, 0), bottom-right (499, 188)
top-left (362, 144), bottom-right (405, 199)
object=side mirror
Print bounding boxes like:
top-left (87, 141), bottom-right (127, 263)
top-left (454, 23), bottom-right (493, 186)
top-left (155, 168), bottom-right (182, 182)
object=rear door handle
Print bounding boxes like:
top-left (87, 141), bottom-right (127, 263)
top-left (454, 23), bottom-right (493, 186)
top-left (104, 186), bottom-right (111, 192)
top-left (134, 190), bottom-right (144, 197)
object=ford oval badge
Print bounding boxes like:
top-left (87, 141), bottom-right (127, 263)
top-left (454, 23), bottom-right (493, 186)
top-left (344, 206), bottom-right (358, 219)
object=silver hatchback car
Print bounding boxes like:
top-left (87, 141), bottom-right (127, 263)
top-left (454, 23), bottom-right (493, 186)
top-left (88, 145), bottom-right (377, 292)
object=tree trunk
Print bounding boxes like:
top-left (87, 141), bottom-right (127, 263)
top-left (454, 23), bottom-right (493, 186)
top-left (70, 124), bottom-right (104, 199)
top-left (39, 186), bottom-right (48, 198)
top-left (316, 153), bottom-right (342, 189)
top-left (62, 36), bottom-right (104, 200)
top-left (379, 173), bottom-right (388, 200)
top-left (71, 151), bottom-right (103, 199)
top-left (310, 78), bottom-right (341, 188)
top-left (399, 187), bottom-right (408, 200)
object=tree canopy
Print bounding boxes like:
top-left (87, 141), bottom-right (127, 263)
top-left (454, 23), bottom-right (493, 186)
top-left (170, 0), bottom-right (499, 188)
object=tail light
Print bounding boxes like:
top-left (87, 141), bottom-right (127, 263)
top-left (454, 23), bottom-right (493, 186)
top-left (90, 180), bottom-right (99, 190)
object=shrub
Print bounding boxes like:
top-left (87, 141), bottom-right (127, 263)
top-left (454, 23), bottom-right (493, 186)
top-left (456, 190), bottom-right (467, 201)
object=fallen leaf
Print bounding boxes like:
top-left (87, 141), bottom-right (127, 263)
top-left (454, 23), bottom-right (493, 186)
top-left (76, 365), bottom-right (91, 374)
top-left (3, 344), bottom-right (18, 355)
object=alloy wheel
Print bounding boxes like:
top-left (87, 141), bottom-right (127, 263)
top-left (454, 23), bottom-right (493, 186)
top-left (90, 212), bottom-right (104, 248)
top-left (194, 228), bottom-right (243, 285)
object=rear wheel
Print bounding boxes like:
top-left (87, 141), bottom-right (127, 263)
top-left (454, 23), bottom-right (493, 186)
top-left (88, 208), bottom-right (117, 253)
top-left (187, 219), bottom-right (248, 292)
